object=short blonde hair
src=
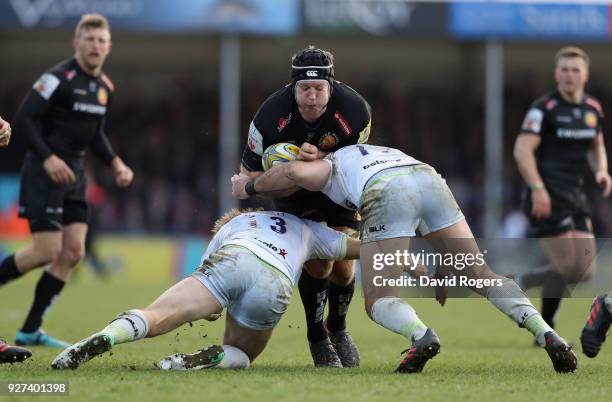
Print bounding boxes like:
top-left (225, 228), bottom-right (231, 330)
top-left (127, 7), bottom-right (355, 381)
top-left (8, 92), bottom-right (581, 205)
top-left (212, 208), bottom-right (264, 234)
top-left (75, 13), bottom-right (110, 37)
top-left (555, 46), bottom-right (590, 66)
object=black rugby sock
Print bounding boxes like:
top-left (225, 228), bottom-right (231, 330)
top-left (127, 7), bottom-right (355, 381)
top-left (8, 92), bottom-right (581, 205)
top-left (326, 279), bottom-right (355, 333)
top-left (540, 271), bottom-right (567, 328)
top-left (0, 254), bottom-right (23, 286)
top-left (20, 272), bottom-right (65, 333)
top-left (298, 270), bottom-right (329, 343)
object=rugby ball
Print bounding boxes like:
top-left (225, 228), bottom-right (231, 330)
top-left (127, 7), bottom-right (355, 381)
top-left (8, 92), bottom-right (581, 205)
top-left (262, 142), bottom-right (300, 171)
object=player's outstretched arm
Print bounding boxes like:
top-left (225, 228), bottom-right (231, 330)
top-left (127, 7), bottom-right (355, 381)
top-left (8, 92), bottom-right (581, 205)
top-left (232, 160), bottom-right (331, 199)
top-left (262, 160), bottom-right (331, 192)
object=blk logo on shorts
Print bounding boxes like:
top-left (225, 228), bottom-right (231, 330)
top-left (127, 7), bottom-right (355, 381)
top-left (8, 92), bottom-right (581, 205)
top-left (369, 224), bottom-right (386, 233)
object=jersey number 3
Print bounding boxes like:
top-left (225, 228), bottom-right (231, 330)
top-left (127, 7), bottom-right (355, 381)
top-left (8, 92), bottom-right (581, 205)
top-left (270, 217), bottom-right (287, 234)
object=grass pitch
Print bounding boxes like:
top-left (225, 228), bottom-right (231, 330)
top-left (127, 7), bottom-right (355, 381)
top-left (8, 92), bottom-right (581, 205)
top-left (1, 270), bottom-right (611, 402)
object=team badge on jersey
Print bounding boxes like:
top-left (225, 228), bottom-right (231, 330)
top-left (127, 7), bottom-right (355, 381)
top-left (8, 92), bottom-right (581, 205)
top-left (318, 132), bottom-right (339, 150)
top-left (522, 108), bottom-right (543, 133)
top-left (33, 73), bottom-right (60, 100)
top-left (584, 111), bottom-right (598, 128)
top-left (97, 87), bottom-right (108, 106)
top-left (277, 113), bottom-right (292, 132)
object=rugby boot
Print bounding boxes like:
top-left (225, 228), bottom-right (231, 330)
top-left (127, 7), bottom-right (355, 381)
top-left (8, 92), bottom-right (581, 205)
top-left (158, 345), bottom-right (225, 371)
top-left (51, 333), bottom-right (113, 369)
top-left (580, 295), bottom-right (611, 358)
top-left (544, 331), bottom-right (577, 373)
top-left (16, 329), bottom-right (70, 349)
top-left (309, 337), bottom-right (342, 368)
top-left (0, 338), bottom-right (32, 364)
top-left (328, 330), bottom-right (360, 367)
top-left (395, 328), bottom-right (440, 374)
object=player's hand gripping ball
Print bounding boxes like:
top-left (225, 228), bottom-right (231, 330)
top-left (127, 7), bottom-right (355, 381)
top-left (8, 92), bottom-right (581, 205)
top-left (261, 142), bottom-right (300, 171)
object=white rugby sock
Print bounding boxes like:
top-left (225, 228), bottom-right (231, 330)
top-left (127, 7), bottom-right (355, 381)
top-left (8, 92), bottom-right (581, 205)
top-left (371, 297), bottom-right (428, 342)
top-left (216, 345), bottom-right (250, 369)
top-left (486, 279), bottom-right (551, 344)
top-left (101, 309), bottom-right (149, 344)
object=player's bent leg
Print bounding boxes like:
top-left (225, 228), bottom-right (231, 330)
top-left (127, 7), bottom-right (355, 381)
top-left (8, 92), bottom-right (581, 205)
top-left (144, 277), bottom-right (222, 337)
top-left (222, 313), bottom-right (272, 363)
top-left (47, 223), bottom-right (88, 282)
top-left (52, 277), bottom-right (222, 370)
top-left (361, 238), bottom-right (439, 373)
top-left (158, 314), bottom-right (261, 371)
top-left (17, 224), bottom-right (87, 349)
top-left (425, 219), bottom-right (577, 372)
top-left (0, 231), bottom-right (61, 286)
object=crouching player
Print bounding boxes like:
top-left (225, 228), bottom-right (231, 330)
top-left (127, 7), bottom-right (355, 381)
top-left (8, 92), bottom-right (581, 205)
top-left (51, 209), bottom-right (361, 370)
top-left (232, 144), bottom-right (578, 373)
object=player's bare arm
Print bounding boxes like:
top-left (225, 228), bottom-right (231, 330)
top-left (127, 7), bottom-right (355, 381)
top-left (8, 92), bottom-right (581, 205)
top-left (239, 164), bottom-right (264, 179)
top-left (232, 160), bottom-right (331, 199)
top-left (514, 133), bottom-right (551, 219)
top-left (591, 133), bottom-right (612, 197)
top-left (237, 165), bottom-right (299, 199)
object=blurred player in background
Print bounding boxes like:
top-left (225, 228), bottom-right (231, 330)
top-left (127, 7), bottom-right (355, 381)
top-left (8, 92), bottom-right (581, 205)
top-left (0, 14), bottom-right (133, 348)
top-left (0, 115), bottom-right (32, 364)
top-left (513, 47), bottom-right (611, 331)
top-left (51, 209), bottom-right (361, 370)
top-left (239, 46), bottom-right (371, 367)
top-left (581, 292), bottom-right (612, 358)
top-left (233, 144), bottom-right (578, 373)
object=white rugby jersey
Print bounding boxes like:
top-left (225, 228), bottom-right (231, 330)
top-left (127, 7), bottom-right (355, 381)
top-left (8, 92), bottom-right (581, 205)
top-left (322, 144), bottom-right (422, 211)
top-left (200, 211), bottom-right (347, 284)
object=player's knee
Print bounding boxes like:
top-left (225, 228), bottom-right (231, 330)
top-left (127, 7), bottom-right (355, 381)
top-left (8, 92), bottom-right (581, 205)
top-left (304, 259), bottom-right (333, 279)
top-left (329, 260), bottom-right (355, 286)
top-left (62, 244), bottom-right (85, 267)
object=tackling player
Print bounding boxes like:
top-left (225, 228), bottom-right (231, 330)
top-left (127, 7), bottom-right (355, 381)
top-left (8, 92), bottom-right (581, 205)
top-left (232, 144), bottom-right (578, 373)
top-left (513, 47), bottom-right (611, 331)
top-left (0, 14), bottom-right (133, 348)
top-left (51, 210), bottom-right (361, 370)
top-left (239, 46), bottom-right (371, 367)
